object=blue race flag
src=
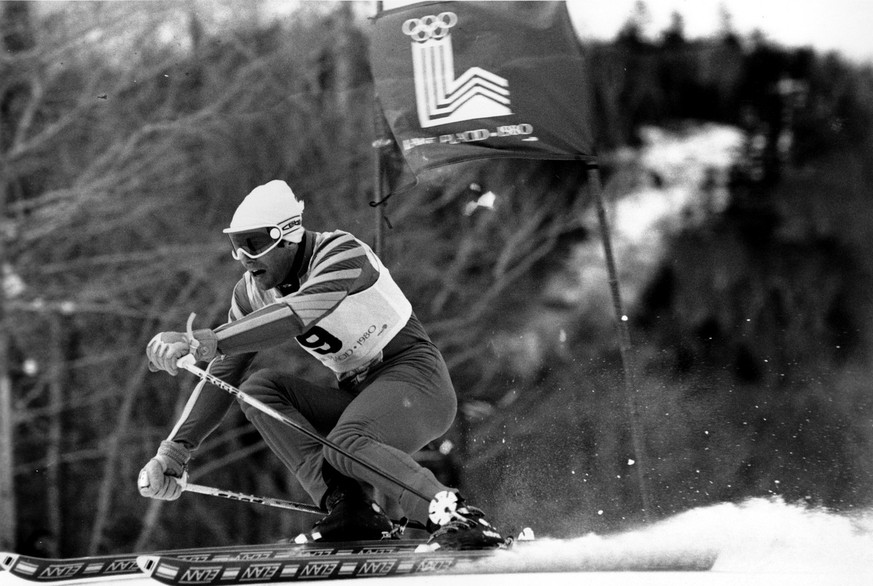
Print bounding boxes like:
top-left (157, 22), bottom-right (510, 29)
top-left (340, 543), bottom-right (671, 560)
top-left (371, 1), bottom-right (596, 191)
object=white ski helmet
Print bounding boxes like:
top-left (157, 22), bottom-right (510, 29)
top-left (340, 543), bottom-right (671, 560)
top-left (223, 180), bottom-right (305, 244)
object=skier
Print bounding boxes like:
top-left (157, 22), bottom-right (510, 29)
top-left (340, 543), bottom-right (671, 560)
top-left (139, 180), bottom-right (503, 550)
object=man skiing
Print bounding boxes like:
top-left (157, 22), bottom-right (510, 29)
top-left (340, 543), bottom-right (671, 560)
top-left (140, 180), bottom-right (503, 550)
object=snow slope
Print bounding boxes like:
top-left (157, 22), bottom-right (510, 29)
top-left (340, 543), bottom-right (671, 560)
top-left (3, 498), bottom-right (872, 585)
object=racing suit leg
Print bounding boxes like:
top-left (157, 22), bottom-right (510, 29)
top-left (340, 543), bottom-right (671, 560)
top-left (324, 346), bottom-right (458, 525)
top-left (238, 368), bottom-right (354, 507)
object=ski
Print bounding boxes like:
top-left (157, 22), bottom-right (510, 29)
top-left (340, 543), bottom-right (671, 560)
top-left (0, 539), bottom-right (426, 583)
top-left (137, 546), bottom-right (499, 584)
top-left (136, 539), bottom-right (717, 584)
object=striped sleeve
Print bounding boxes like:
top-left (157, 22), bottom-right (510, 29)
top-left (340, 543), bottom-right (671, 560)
top-left (213, 232), bottom-right (377, 355)
top-left (287, 232), bottom-right (374, 326)
top-left (166, 279), bottom-right (255, 452)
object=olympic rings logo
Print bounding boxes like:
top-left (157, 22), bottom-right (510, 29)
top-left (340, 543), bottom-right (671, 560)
top-left (402, 12), bottom-right (458, 42)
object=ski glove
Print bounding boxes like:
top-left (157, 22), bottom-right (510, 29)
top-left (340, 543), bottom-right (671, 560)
top-left (138, 440), bottom-right (190, 501)
top-left (147, 329), bottom-right (218, 375)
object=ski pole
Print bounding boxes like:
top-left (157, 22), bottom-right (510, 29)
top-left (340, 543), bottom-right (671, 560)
top-left (180, 480), bottom-right (325, 515)
top-left (174, 353), bottom-right (434, 506)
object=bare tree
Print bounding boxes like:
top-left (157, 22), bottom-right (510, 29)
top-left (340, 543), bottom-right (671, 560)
top-left (1, 0), bottom-right (604, 551)
top-left (0, 0), bottom-right (38, 552)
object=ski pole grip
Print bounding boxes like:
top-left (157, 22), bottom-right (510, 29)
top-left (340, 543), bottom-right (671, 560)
top-left (186, 313), bottom-right (197, 336)
top-left (185, 312), bottom-right (202, 355)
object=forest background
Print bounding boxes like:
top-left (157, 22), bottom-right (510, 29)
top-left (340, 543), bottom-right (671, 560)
top-left (1, 0), bottom-right (872, 557)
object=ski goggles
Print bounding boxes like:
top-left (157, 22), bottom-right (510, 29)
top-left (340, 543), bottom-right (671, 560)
top-left (228, 226), bottom-right (284, 260)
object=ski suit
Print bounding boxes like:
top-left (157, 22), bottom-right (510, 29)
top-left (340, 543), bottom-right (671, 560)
top-left (166, 230), bottom-right (457, 524)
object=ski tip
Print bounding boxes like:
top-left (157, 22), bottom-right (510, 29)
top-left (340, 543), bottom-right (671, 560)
top-left (517, 527), bottom-right (535, 541)
top-left (1, 552), bottom-right (18, 571)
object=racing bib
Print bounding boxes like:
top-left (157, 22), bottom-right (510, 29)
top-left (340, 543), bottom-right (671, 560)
top-left (295, 248), bottom-right (411, 375)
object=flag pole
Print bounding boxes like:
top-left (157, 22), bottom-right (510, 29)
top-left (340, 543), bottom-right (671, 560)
top-left (371, 109), bottom-right (390, 259)
top-left (587, 164), bottom-right (654, 522)
top-left (371, 0), bottom-right (388, 258)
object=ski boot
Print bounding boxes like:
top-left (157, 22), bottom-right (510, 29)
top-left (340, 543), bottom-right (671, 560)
top-left (426, 491), bottom-right (505, 550)
top-left (295, 465), bottom-right (393, 543)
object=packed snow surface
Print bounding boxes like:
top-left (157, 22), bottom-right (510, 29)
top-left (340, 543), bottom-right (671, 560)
top-left (453, 497), bottom-right (873, 583)
top-left (2, 498), bottom-right (872, 585)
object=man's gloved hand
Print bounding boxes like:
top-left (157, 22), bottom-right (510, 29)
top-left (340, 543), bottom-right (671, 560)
top-left (138, 440), bottom-right (190, 500)
top-left (147, 329), bottom-right (218, 375)
top-left (147, 332), bottom-right (189, 375)
top-left (189, 329), bottom-right (218, 363)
